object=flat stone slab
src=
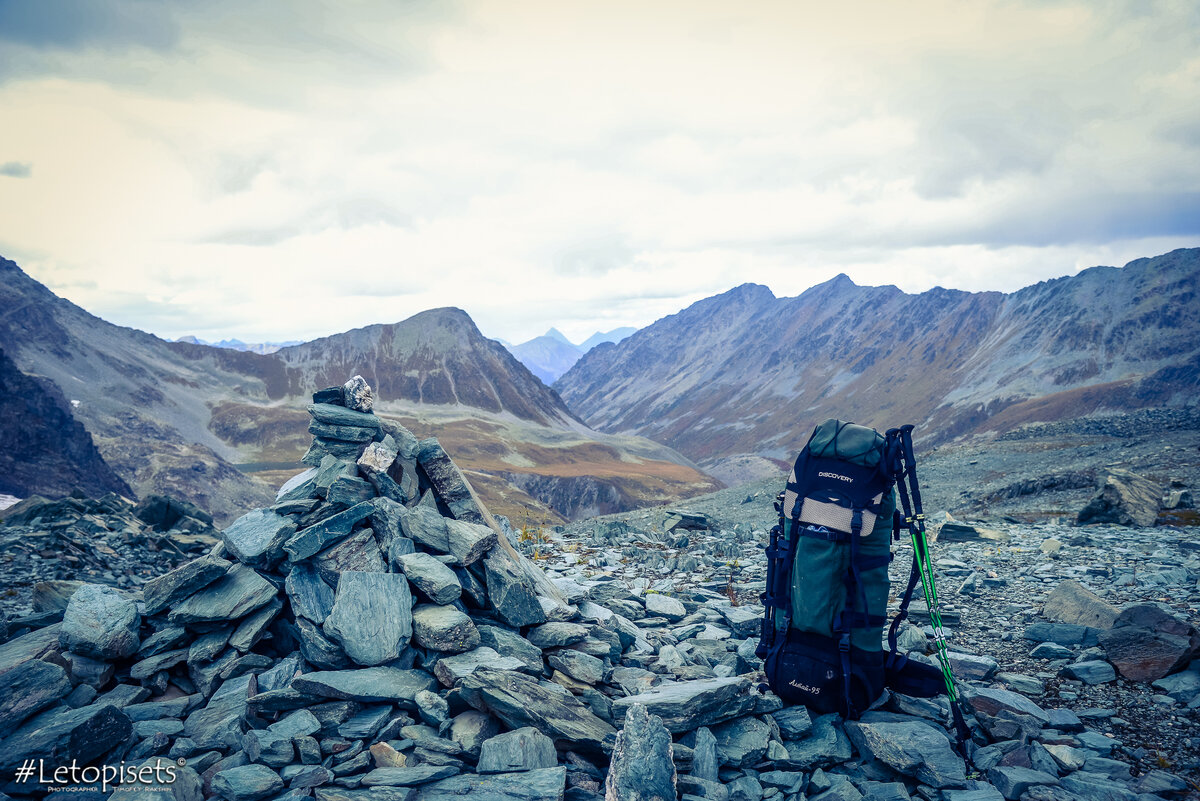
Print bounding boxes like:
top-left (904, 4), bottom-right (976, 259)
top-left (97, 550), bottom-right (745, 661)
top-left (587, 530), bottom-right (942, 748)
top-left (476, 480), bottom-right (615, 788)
top-left (0, 658), bottom-right (71, 730)
top-left (0, 702), bottom-right (132, 771)
top-left (433, 647), bottom-right (526, 687)
top-left (285, 562), bottom-right (335, 625)
top-left (413, 767), bottom-right (566, 801)
top-left (308, 403), bottom-right (382, 430)
top-left (284, 501), bottom-right (376, 561)
top-left (361, 766), bottom-right (459, 786)
top-left (292, 668), bottom-right (437, 704)
top-left (168, 564), bottom-right (277, 625)
top-left (847, 719), bottom-right (967, 788)
top-left (459, 668), bottom-right (616, 754)
top-left (611, 676), bottom-right (755, 734)
top-left (142, 554), bottom-right (231, 615)
top-left (324, 571), bottom-right (413, 666)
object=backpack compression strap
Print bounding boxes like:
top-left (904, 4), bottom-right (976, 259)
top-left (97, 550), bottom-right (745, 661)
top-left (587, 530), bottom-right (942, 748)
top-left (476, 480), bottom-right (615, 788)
top-left (885, 425), bottom-right (974, 757)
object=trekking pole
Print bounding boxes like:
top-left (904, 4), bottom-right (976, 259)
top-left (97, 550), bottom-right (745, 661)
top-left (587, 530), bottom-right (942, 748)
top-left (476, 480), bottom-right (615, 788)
top-left (894, 425), bottom-right (974, 752)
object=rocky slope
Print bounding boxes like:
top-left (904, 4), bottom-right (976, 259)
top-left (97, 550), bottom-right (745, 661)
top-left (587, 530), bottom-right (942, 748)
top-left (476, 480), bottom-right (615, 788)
top-left (556, 248), bottom-right (1200, 476)
top-left (0, 393), bottom-right (1193, 801)
top-left (0, 347), bottom-right (132, 500)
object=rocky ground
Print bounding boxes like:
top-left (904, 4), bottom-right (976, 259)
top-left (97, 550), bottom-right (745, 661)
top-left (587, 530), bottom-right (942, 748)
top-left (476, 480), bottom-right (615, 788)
top-left (0, 401), bottom-right (1197, 801)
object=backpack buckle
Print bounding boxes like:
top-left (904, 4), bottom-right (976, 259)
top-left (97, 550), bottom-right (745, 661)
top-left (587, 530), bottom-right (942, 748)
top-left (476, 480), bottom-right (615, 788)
top-left (837, 634), bottom-right (851, 653)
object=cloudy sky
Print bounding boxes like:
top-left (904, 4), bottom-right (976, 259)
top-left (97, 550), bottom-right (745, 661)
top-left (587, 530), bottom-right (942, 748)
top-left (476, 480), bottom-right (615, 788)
top-left (1, 0), bottom-right (1197, 345)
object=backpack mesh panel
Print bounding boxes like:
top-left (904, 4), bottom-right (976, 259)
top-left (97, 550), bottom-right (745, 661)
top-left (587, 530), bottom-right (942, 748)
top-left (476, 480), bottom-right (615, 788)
top-left (797, 496), bottom-right (880, 535)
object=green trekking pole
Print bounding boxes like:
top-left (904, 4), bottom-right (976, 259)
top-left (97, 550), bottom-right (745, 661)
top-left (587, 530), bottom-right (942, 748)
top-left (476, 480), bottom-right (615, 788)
top-left (896, 425), bottom-right (974, 752)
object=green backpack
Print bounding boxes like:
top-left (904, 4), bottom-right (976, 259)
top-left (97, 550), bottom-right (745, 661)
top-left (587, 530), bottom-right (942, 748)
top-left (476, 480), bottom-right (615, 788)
top-left (756, 420), bottom-right (972, 750)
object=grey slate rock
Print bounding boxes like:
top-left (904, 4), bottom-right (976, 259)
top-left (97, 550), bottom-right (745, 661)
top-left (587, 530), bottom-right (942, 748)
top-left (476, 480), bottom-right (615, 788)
top-left (611, 676), bottom-right (755, 734)
top-left (1030, 642), bottom-right (1073, 660)
top-left (1022, 622), bottom-right (1101, 648)
top-left (60, 583), bottom-right (140, 659)
top-left (292, 667), bottom-right (438, 704)
top-left (230, 597), bottom-right (282, 652)
top-left (0, 702), bottom-right (132, 771)
top-left (433, 646), bottom-right (526, 686)
top-left (327, 475), bottom-right (376, 506)
top-left (604, 704), bottom-right (676, 801)
top-left (362, 766), bottom-right (459, 786)
top-left (448, 709), bottom-right (502, 758)
top-left (413, 766), bottom-right (566, 801)
top-left (947, 651), bottom-right (999, 681)
top-left (772, 705), bottom-right (813, 740)
top-left (212, 764), bottom-right (285, 801)
top-left (1061, 659), bottom-right (1116, 684)
top-left (1077, 467), bottom-right (1161, 527)
top-left (846, 718), bottom-right (966, 788)
top-left (478, 726), bottom-right (558, 773)
top-left (458, 668), bottom-right (617, 753)
top-left (130, 647), bottom-right (189, 680)
top-left (398, 552), bottom-right (462, 605)
top-left (692, 726), bottom-right (719, 782)
top-left (527, 622), bottom-right (589, 649)
top-left (443, 518), bottom-right (498, 566)
top-left (711, 715), bottom-right (770, 768)
top-left (285, 562), bottom-right (335, 624)
top-left (478, 626), bottom-right (544, 673)
top-left (142, 554), bottom-right (231, 615)
top-left (297, 618), bottom-right (351, 670)
top-left (411, 604), bottom-right (480, 653)
top-left (784, 713), bottom-right (853, 769)
top-left (416, 438), bottom-right (488, 524)
top-left (644, 593), bottom-right (687, 621)
top-left (308, 402), bottom-right (381, 430)
top-left (484, 549), bottom-right (547, 627)
top-left (184, 674), bottom-right (252, 750)
top-left (726, 775), bottom-right (764, 801)
top-left (314, 527), bottom-right (387, 586)
top-left (547, 649), bottom-right (605, 685)
top-left (339, 705), bottom-right (393, 739)
top-left (0, 657), bottom-right (71, 729)
top-left (324, 571), bottom-right (414, 666)
top-left (986, 766), bottom-right (1059, 800)
top-left (1042, 579), bottom-right (1120, 629)
top-left (168, 564), bottom-right (277, 625)
top-left (284, 501), bottom-right (376, 561)
top-left (222, 509), bottom-right (296, 568)
top-left (964, 687), bottom-right (1049, 723)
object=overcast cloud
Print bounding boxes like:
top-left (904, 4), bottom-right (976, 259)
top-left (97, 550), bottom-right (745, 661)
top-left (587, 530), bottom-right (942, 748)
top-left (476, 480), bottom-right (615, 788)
top-left (0, 0), bottom-right (1197, 345)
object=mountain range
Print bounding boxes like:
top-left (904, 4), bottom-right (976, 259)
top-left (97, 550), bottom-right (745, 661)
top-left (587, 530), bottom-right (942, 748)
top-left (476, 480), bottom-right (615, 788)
top-left (555, 248), bottom-right (1200, 485)
top-left (0, 256), bottom-right (715, 524)
top-left (504, 327), bottom-right (636, 384)
top-left (176, 336), bottom-right (302, 355)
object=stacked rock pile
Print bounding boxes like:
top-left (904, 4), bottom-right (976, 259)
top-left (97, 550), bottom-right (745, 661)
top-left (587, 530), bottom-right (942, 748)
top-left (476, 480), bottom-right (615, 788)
top-left (0, 376), bottom-right (1194, 801)
top-left (0, 492), bottom-right (217, 622)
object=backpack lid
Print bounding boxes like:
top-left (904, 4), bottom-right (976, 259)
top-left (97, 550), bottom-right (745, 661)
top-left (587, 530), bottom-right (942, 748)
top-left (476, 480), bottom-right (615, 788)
top-left (805, 419), bottom-right (886, 469)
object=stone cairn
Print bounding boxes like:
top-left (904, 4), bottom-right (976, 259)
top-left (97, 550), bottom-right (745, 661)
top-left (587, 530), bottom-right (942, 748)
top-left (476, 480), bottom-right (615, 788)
top-left (0, 376), bottom-right (1192, 801)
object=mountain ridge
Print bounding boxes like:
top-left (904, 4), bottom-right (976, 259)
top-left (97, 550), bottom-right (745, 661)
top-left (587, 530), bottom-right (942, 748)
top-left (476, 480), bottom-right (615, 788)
top-left (556, 248), bottom-right (1200, 474)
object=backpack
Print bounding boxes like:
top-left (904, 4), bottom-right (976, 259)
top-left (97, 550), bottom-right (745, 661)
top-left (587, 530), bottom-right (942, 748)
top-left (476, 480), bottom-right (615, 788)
top-left (757, 420), bottom-right (973, 747)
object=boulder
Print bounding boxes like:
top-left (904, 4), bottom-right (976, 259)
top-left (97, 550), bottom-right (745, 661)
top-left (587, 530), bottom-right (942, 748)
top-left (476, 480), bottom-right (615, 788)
top-left (1077, 468), bottom-right (1161, 527)
top-left (324, 571), bottom-right (413, 666)
top-left (846, 718), bottom-right (967, 788)
top-left (1041, 580), bottom-right (1120, 629)
top-left (0, 702), bottom-right (132, 771)
top-left (397, 552), bottom-right (462, 605)
top-left (212, 764), bottom-right (285, 801)
top-left (710, 715), bottom-right (770, 768)
top-left (412, 604), bottom-right (481, 653)
top-left (0, 658), bottom-right (71, 730)
top-left (604, 704), bottom-right (676, 801)
top-left (1099, 604), bottom-right (1200, 681)
top-left (60, 583), bottom-right (140, 660)
top-left (477, 726), bottom-right (558, 773)
top-left (484, 549), bottom-right (546, 628)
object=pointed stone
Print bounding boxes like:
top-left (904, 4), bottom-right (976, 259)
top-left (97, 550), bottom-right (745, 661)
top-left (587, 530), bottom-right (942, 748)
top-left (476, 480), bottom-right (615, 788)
top-left (605, 703), bottom-right (676, 801)
top-left (285, 562), bottom-right (335, 625)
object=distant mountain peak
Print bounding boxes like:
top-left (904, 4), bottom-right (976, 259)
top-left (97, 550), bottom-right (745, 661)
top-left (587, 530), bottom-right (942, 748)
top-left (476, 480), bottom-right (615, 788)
top-left (544, 327), bottom-right (574, 347)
